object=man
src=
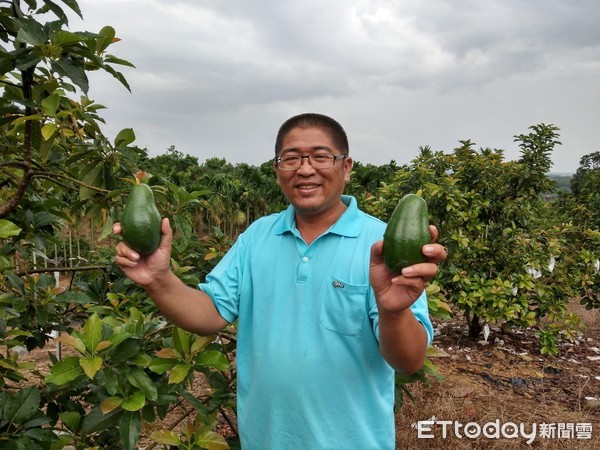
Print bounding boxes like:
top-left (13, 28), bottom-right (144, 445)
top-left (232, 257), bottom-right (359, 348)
top-left (114, 113), bottom-right (447, 449)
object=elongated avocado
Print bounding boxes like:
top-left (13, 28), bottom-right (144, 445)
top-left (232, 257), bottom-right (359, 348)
top-left (383, 193), bottom-right (430, 273)
top-left (121, 183), bottom-right (161, 254)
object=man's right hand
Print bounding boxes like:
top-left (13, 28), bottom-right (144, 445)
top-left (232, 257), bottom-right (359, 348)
top-left (114, 217), bottom-right (172, 287)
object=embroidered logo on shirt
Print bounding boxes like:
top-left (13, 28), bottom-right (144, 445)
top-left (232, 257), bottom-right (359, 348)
top-left (332, 280), bottom-right (345, 289)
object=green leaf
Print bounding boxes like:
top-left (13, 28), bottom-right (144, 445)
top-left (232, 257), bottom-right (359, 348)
top-left (41, 93), bottom-right (61, 116)
top-left (81, 405), bottom-right (122, 435)
top-left (197, 430), bottom-right (229, 450)
top-left (102, 64), bottom-right (132, 91)
top-left (197, 350), bottom-right (230, 371)
top-left (40, 0), bottom-right (69, 23)
top-left (120, 410), bottom-right (142, 450)
top-left (173, 327), bottom-right (191, 358)
top-left (3, 387), bottom-right (40, 424)
top-left (50, 434), bottom-right (73, 450)
top-left (191, 334), bottom-right (215, 354)
top-left (96, 368), bottom-right (119, 396)
top-left (80, 355), bottom-right (102, 379)
top-left (16, 19), bottom-right (47, 45)
top-left (52, 30), bottom-right (83, 46)
top-left (15, 50), bottom-right (42, 71)
top-left (101, 396), bottom-right (123, 414)
top-left (109, 338), bottom-right (141, 362)
top-left (97, 214), bottom-right (114, 242)
top-left (180, 389), bottom-right (208, 412)
top-left (58, 411), bottom-right (81, 432)
top-left (58, 0), bottom-right (83, 19)
top-left (150, 429), bottom-right (181, 446)
top-left (125, 367), bottom-right (158, 402)
top-left (11, 114), bottom-right (44, 125)
top-left (114, 127), bottom-right (135, 147)
top-left (82, 313), bottom-right (102, 353)
top-left (41, 122), bottom-right (57, 140)
top-left (121, 390), bottom-right (145, 412)
top-left (55, 334), bottom-right (86, 354)
top-left (51, 57), bottom-right (89, 93)
top-left (46, 356), bottom-right (83, 385)
top-left (148, 357), bottom-right (179, 374)
top-left (104, 54), bottom-right (136, 68)
top-left (97, 26), bottom-right (116, 53)
top-left (168, 364), bottom-right (190, 384)
top-left (0, 219), bottom-right (21, 238)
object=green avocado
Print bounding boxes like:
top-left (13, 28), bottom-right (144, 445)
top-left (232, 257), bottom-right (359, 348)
top-left (383, 193), bottom-right (430, 273)
top-left (121, 183), bottom-right (161, 255)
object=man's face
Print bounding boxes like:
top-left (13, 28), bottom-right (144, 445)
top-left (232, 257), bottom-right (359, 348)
top-left (274, 126), bottom-right (353, 219)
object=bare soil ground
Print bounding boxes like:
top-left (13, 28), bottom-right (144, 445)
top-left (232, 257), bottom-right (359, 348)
top-left (395, 302), bottom-right (600, 449)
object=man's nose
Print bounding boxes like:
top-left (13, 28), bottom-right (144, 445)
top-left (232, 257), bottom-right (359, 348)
top-left (297, 155), bottom-right (316, 173)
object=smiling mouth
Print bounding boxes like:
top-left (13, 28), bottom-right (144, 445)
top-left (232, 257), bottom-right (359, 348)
top-left (296, 184), bottom-right (320, 191)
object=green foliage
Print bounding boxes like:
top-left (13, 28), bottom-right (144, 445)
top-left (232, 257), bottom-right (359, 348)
top-left (394, 356), bottom-right (444, 410)
top-left (570, 151), bottom-right (600, 230)
top-left (360, 125), bottom-right (598, 354)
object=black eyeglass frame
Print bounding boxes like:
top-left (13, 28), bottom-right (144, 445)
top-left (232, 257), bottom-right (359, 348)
top-left (275, 152), bottom-right (349, 171)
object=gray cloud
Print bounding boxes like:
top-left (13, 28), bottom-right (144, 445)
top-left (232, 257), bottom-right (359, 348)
top-left (70, 0), bottom-right (600, 172)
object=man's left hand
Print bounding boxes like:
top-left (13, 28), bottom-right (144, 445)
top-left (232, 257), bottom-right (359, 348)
top-left (370, 225), bottom-right (447, 313)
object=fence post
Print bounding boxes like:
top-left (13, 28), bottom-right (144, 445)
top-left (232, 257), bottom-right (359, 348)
top-left (52, 271), bottom-right (61, 360)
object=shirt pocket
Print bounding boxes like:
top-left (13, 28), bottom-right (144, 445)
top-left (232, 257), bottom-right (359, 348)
top-left (319, 275), bottom-right (369, 336)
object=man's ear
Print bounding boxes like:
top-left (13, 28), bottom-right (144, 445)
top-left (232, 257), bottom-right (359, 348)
top-left (344, 156), bottom-right (353, 182)
top-left (273, 160), bottom-right (281, 186)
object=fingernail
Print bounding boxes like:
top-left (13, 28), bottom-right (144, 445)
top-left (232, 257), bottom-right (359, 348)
top-left (402, 267), bottom-right (413, 275)
top-left (423, 245), bottom-right (434, 254)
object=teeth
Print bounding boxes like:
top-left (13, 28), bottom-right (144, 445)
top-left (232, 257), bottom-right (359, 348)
top-left (298, 185), bottom-right (318, 189)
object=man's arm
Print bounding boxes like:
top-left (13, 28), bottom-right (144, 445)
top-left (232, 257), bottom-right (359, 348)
top-left (114, 218), bottom-right (229, 335)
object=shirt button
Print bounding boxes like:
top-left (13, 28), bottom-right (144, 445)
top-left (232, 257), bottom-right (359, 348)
top-left (302, 256), bottom-right (309, 263)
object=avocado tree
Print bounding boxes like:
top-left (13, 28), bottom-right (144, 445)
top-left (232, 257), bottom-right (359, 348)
top-left (360, 124), bottom-right (597, 355)
top-left (570, 151), bottom-right (600, 230)
top-left (0, 2), bottom-right (237, 449)
top-left (555, 151), bottom-right (600, 311)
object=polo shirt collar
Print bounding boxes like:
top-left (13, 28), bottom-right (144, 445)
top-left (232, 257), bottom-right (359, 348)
top-left (276, 195), bottom-right (363, 238)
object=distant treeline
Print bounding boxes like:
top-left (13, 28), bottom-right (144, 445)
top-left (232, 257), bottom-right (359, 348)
top-left (549, 173), bottom-right (573, 193)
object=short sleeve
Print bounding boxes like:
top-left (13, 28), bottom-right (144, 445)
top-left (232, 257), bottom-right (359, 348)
top-left (370, 290), bottom-right (434, 345)
top-left (198, 234), bottom-right (247, 324)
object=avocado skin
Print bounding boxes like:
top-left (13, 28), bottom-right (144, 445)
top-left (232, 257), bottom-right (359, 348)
top-left (121, 184), bottom-right (161, 255)
top-left (383, 194), bottom-right (430, 273)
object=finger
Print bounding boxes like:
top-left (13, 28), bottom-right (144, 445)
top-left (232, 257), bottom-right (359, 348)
top-left (115, 244), bottom-right (141, 267)
top-left (371, 240), bottom-right (383, 256)
top-left (428, 224), bottom-right (439, 243)
top-left (115, 241), bottom-right (140, 262)
top-left (400, 262), bottom-right (439, 279)
top-left (370, 240), bottom-right (385, 268)
top-left (390, 273), bottom-right (426, 291)
top-left (115, 254), bottom-right (139, 268)
top-left (113, 222), bottom-right (122, 235)
top-left (159, 217), bottom-right (173, 250)
top-left (423, 243), bottom-right (447, 263)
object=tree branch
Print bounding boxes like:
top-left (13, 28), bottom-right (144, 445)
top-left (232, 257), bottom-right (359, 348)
top-left (16, 265), bottom-right (110, 277)
top-left (31, 171), bottom-right (111, 193)
top-left (0, 160), bottom-right (29, 169)
top-left (0, 63), bottom-right (33, 219)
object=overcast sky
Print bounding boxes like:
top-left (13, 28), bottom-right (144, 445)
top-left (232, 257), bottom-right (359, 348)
top-left (67, 0), bottom-right (600, 174)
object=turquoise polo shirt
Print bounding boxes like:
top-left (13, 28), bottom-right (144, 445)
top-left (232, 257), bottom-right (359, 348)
top-left (199, 195), bottom-right (433, 450)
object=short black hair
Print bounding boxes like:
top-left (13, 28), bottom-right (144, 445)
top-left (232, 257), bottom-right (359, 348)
top-left (274, 113), bottom-right (349, 155)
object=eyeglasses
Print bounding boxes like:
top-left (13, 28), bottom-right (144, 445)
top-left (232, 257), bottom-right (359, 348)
top-left (275, 152), bottom-right (349, 171)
